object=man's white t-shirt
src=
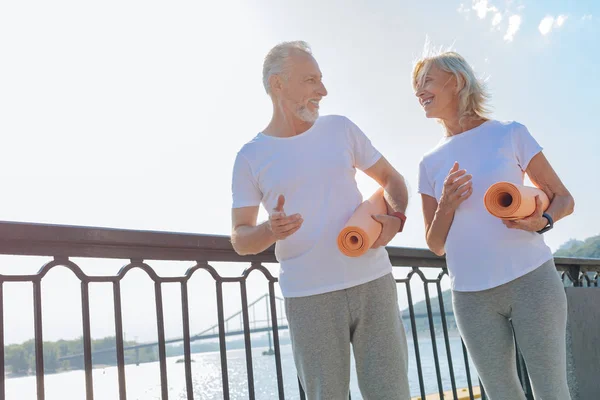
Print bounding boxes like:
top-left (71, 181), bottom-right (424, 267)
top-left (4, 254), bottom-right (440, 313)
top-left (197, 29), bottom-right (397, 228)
top-left (231, 115), bottom-right (393, 298)
top-left (418, 120), bottom-right (553, 292)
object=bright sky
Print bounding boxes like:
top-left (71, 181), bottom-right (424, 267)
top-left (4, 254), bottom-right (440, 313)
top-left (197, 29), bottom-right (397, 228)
top-left (0, 0), bottom-right (598, 345)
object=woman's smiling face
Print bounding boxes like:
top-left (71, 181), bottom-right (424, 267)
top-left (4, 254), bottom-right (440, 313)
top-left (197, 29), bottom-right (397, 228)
top-left (415, 63), bottom-right (459, 120)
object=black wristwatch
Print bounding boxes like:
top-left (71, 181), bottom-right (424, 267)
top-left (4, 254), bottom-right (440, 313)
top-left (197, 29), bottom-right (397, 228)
top-left (537, 212), bottom-right (554, 234)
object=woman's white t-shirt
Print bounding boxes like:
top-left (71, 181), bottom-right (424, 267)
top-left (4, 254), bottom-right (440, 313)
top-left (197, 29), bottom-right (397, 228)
top-left (417, 120), bottom-right (553, 292)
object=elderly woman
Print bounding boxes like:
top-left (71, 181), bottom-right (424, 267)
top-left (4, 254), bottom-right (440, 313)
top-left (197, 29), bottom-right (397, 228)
top-left (413, 51), bottom-right (575, 400)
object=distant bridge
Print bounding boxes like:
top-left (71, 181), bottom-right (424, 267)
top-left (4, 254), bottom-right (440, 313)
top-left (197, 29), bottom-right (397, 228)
top-left (59, 293), bottom-right (454, 363)
top-left (59, 293), bottom-right (288, 363)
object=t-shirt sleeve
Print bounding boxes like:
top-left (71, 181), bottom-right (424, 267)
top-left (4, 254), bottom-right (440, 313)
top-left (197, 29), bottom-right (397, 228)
top-left (512, 123), bottom-right (543, 171)
top-left (231, 152), bottom-right (263, 208)
top-left (417, 158), bottom-right (436, 198)
top-left (345, 117), bottom-right (382, 171)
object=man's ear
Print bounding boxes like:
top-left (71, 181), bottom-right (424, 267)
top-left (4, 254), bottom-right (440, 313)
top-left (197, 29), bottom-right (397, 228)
top-left (269, 74), bottom-right (283, 93)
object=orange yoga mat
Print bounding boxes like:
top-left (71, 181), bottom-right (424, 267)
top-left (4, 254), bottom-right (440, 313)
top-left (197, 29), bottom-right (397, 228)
top-left (483, 182), bottom-right (549, 220)
top-left (337, 188), bottom-right (387, 257)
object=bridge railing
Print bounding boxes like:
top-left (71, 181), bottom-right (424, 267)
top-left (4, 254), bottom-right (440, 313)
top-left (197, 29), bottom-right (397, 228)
top-left (0, 220), bottom-right (598, 400)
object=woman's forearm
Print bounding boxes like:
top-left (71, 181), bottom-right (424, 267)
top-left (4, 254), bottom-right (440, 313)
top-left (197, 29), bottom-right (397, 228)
top-left (545, 193), bottom-right (575, 224)
top-left (426, 206), bottom-right (455, 256)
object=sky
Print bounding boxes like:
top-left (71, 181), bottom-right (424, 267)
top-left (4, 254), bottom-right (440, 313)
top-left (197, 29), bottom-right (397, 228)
top-left (0, 0), bottom-right (598, 346)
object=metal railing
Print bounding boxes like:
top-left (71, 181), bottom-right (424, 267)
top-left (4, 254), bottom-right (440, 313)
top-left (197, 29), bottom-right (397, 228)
top-left (0, 220), bottom-right (598, 400)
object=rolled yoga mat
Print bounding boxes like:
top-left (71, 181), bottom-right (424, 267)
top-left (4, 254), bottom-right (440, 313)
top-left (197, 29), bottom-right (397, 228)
top-left (337, 188), bottom-right (387, 257)
top-left (483, 182), bottom-right (550, 220)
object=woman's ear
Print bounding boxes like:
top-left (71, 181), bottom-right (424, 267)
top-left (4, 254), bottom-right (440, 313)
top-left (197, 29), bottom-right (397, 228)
top-left (455, 74), bottom-right (465, 93)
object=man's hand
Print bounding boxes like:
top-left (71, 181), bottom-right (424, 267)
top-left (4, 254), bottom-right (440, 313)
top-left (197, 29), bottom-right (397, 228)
top-left (267, 195), bottom-right (303, 240)
top-left (371, 214), bottom-right (401, 248)
top-left (503, 195), bottom-right (548, 232)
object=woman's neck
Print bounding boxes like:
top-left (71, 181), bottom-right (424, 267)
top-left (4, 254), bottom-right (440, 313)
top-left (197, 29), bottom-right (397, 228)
top-left (443, 116), bottom-right (488, 136)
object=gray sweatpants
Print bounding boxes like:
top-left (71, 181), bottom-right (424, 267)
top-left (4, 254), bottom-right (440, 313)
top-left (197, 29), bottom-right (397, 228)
top-left (284, 273), bottom-right (410, 400)
top-left (452, 259), bottom-right (571, 400)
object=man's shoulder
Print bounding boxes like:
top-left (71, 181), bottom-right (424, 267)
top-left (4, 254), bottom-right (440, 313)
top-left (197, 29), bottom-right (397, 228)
top-left (314, 114), bottom-right (351, 129)
top-left (317, 114), bottom-right (372, 140)
top-left (236, 132), bottom-right (265, 156)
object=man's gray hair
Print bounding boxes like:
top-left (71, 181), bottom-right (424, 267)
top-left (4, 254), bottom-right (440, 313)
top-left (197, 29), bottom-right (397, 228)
top-left (262, 41), bottom-right (312, 94)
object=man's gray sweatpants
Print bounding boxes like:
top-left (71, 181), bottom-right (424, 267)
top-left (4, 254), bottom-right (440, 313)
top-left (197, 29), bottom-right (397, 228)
top-left (452, 259), bottom-right (571, 400)
top-left (284, 273), bottom-right (410, 400)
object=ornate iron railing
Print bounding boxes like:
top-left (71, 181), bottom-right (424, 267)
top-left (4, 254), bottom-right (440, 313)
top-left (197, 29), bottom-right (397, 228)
top-left (0, 221), bottom-right (598, 400)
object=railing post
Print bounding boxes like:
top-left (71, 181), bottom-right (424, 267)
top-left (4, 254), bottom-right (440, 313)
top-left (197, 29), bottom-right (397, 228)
top-left (568, 265), bottom-right (581, 287)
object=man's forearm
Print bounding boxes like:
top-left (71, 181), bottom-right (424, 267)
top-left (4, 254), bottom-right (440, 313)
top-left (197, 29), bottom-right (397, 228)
top-left (383, 173), bottom-right (409, 214)
top-left (231, 222), bottom-right (277, 256)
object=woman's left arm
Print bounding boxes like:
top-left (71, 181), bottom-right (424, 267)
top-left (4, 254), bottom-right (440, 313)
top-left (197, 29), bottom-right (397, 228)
top-left (504, 152), bottom-right (575, 232)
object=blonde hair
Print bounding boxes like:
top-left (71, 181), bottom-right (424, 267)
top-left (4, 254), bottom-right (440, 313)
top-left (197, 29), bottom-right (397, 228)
top-left (412, 48), bottom-right (491, 135)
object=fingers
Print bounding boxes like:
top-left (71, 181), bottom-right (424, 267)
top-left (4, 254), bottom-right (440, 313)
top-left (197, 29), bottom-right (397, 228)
top-left (271, 214), bottom-right (301, 227)
top-left (371, 215), bottom-right (399, 248)
top-left (372, 235), bottom-right (388, 248)
top-left (449, 162), bottom-right (459, 174)
top-left (534, 195), bottom-right (543, 215)
top-left (274, 195), bottom-right (285, 212)
top-left (371, 214), bottom-right (385, 224)
top-left (503, 219), bottom-right (517, 228)
top-left (279, 222), bottom-right (303, 237)
top-left (503, 218), bottom-right (530, 231)
top-left (282, 224), bottom-right (302, 237)
top-left (270, 195), bottom-right (302, 239)
top-left (446, 175), bottom-right (472, 204)
top-left (445, 169), bottom-right (467, 186)
top-left (279, 217), bottom-right (303, 233)
top-left (270, 213), bottom-right (303, 239)
top-left (456, 180), bottom-right (473, 194)
top-left (449, 175), bottom-right (472, 193)
top-left (456, 184), bottom-right (473, 201)
top-left (270, 211), bottom-right (287, 221)
top-left (372, 214), bottom-right (402, 232)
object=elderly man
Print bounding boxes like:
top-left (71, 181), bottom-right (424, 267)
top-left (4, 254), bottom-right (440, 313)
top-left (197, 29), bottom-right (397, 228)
top-left (230, 41), bottom-right (411, 399)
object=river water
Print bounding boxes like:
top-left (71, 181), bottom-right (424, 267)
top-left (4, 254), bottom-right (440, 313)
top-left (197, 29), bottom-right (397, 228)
top-left (6, 337), bottom-right (481, 399)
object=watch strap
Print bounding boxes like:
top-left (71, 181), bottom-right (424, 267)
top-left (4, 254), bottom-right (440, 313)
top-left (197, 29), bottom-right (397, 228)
top-left (537, 212), bottom-right (554, 234)
top-left (390, 212), bottom-right (407, 232)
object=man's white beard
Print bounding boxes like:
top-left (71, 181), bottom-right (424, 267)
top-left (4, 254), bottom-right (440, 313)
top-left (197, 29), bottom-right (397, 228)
top-left (296, 105), bottom-right (319, 123)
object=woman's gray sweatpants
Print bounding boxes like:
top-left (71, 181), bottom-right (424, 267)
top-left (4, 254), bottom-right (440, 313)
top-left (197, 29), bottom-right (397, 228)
top-left (452, 259), bottom-right (572, 400)
top-left (284, 273), bottom-right (410, 400)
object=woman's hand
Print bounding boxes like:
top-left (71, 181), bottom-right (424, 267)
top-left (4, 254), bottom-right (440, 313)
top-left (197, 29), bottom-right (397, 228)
top-left (438, 162), bottom-right (473, 215)
top-left (503, 195), bottom-right (549, 232)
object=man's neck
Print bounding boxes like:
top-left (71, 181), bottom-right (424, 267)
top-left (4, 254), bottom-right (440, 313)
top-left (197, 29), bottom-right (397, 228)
top-left (262, 110), bottom-right (315, 138)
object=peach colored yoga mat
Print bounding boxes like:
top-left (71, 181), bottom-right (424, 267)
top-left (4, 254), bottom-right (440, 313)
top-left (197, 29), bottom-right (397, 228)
top-left (484, 182), bottom-right (549, 220)
top-left (337, 188), bottom-right (387, 257)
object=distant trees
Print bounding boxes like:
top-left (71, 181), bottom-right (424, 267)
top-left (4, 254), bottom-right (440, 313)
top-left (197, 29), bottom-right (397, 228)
top-left (4, 336), bottom-right (158, 376)
top-left (554, 235), bottom-right (600, 258)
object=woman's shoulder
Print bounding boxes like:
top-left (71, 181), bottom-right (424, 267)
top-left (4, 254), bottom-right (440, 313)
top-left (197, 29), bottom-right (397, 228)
top-left (420, 139), bottom-right (447, 164)
top-left (486, 119), bottom-right (528, 132)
